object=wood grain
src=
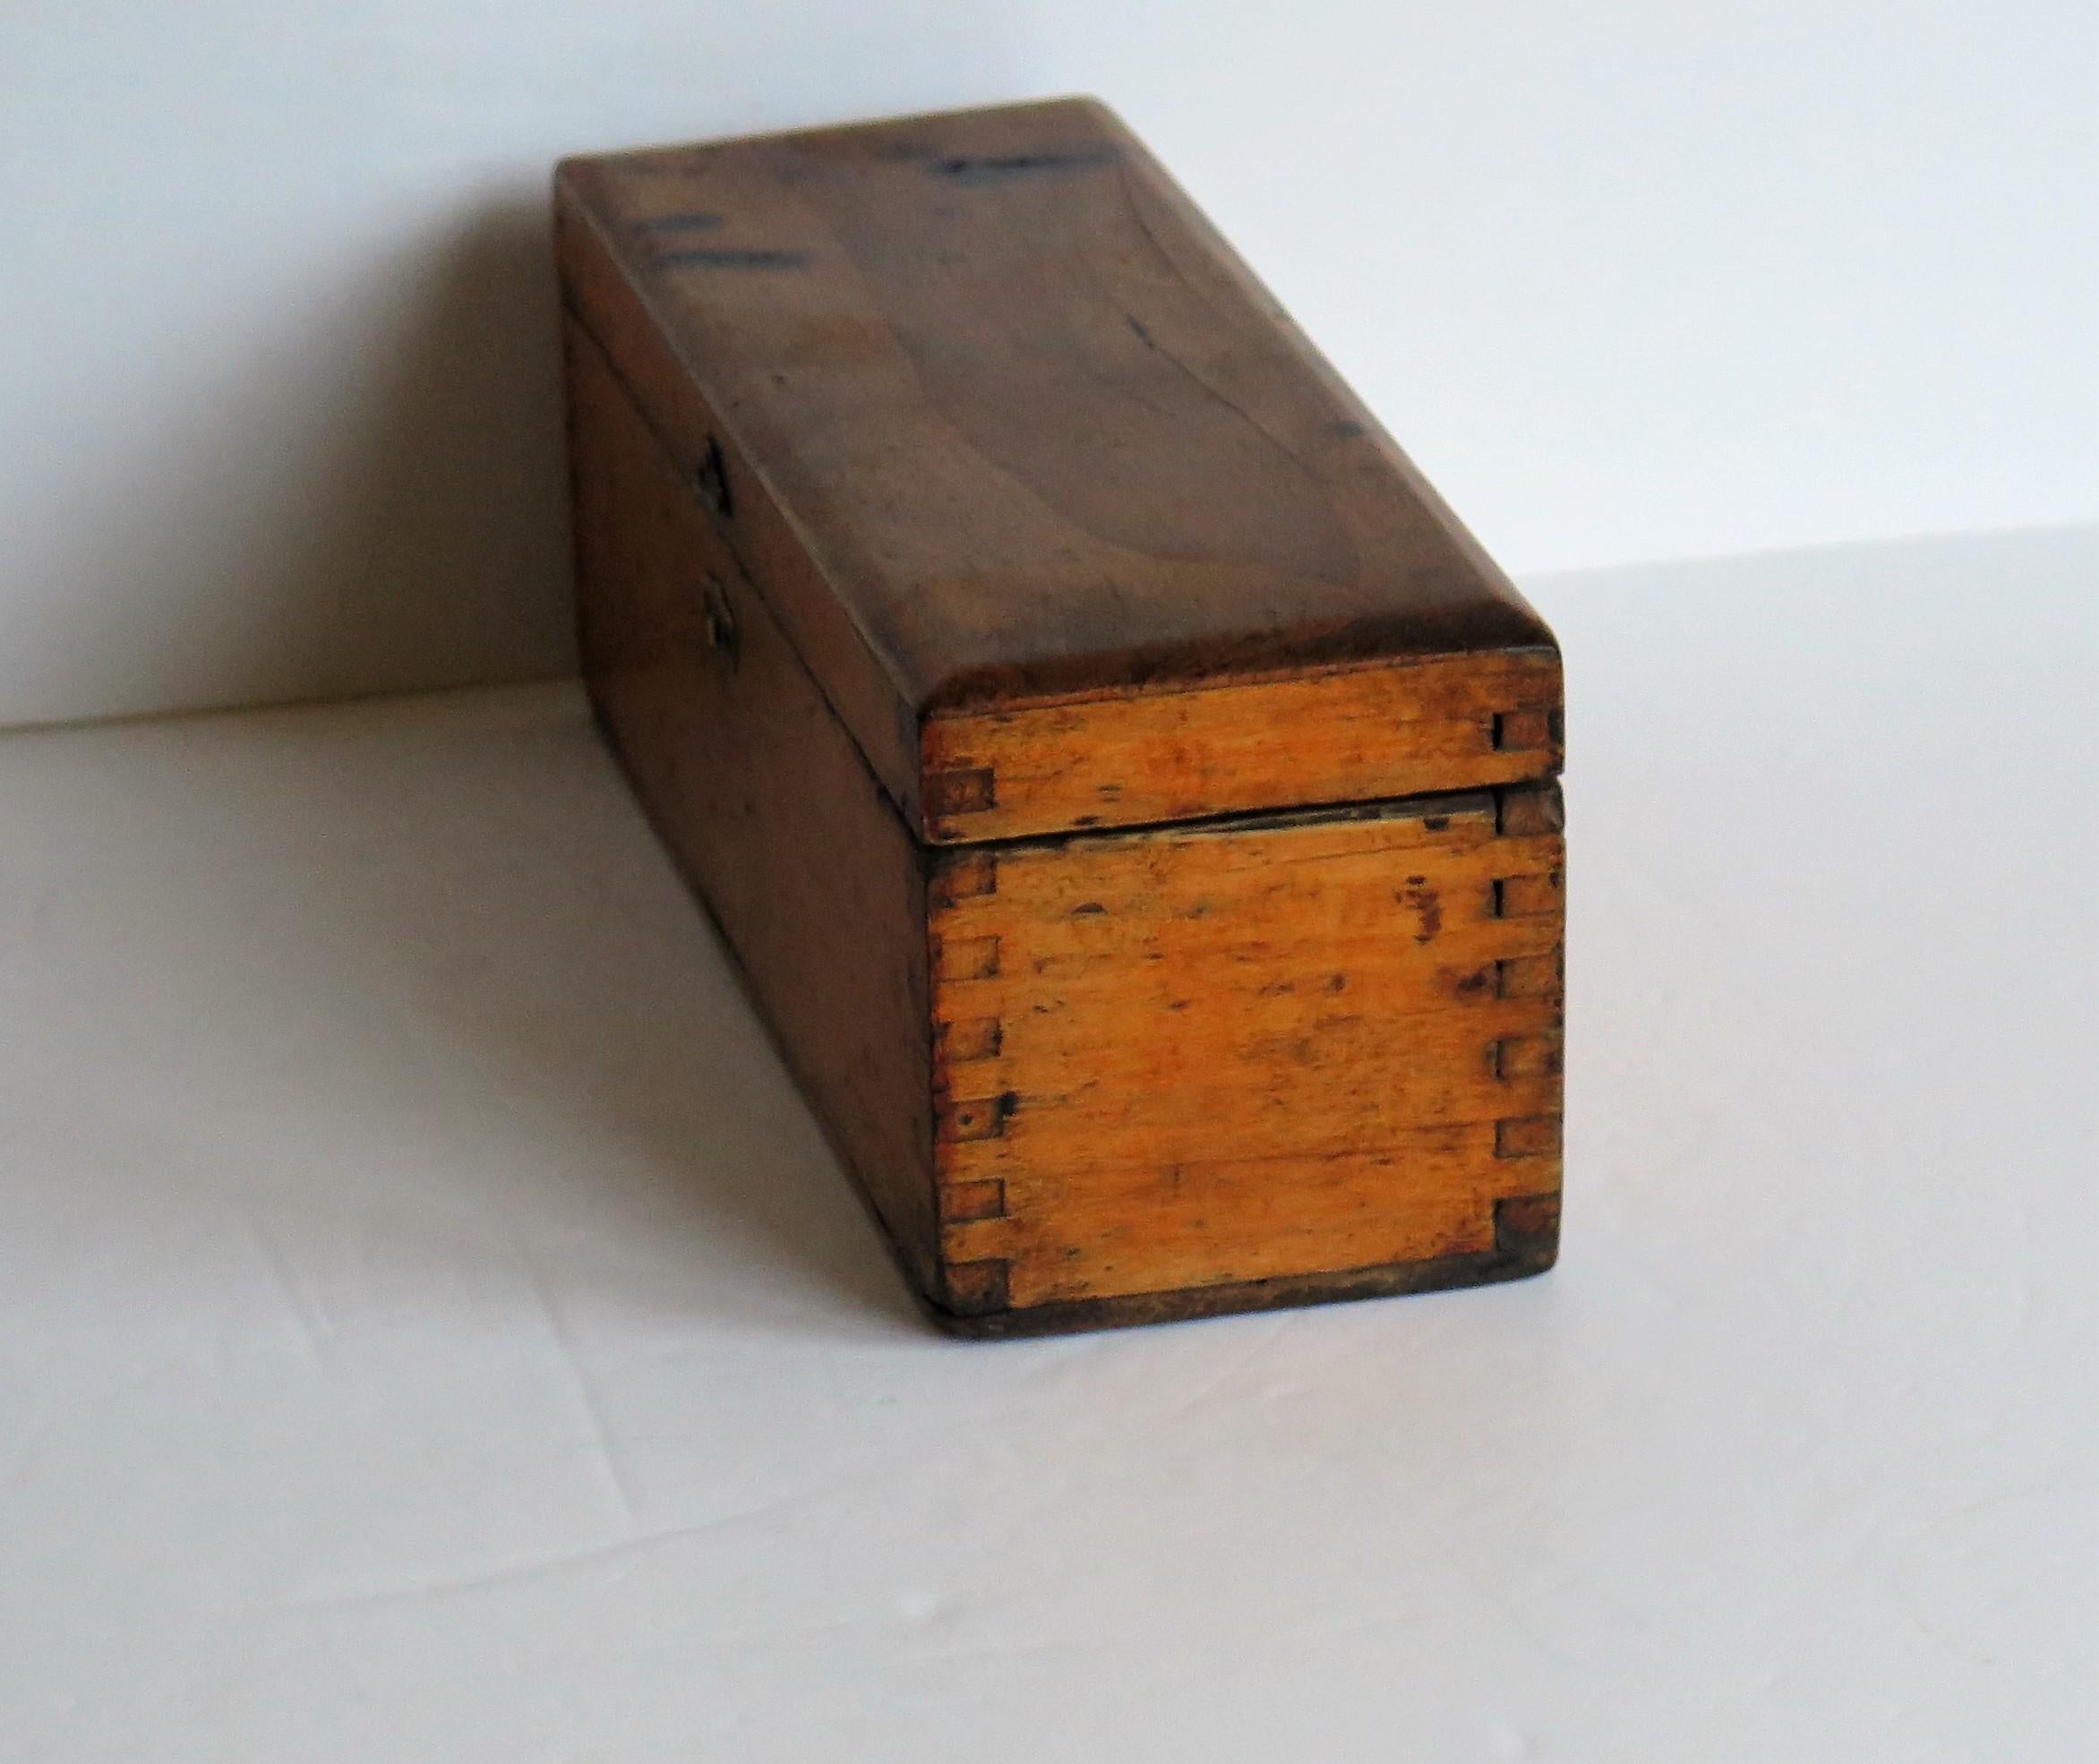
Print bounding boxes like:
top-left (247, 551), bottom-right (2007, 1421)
top-left (922, 649), bottom-right (1562, 841)
top-left (557, 97), bottom-right (1558, 837)
top-left (927, 785), bottom-right (1564, 1314)
top-left (559, 99), bottom-right (1567, 1332)
top-left (566, 315), bottom-right (941, 1289)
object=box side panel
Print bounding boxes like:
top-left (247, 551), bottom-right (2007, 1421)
top-left (928, 785), bottom-right (1564, 1320)
top-left (921, 654), bottom-right (1563, 843)
top-left (565, 314), bottom-right (940, 1290)
top-left (555, 180), bottom-right (925, 827)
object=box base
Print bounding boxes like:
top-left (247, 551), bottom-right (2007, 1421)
top-left (918, 1194), bottom-right (1560, 1338)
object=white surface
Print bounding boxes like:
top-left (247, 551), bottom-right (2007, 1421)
top-left (4, 2), bottom-right (2095, 726)
top-left (1, 528), bottom-right (2095, 1760)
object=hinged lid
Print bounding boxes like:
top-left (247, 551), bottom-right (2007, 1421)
top-left (555, 98), bottom-right (1561, 843)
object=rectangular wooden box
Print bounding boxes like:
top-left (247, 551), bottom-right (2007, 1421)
top-left (554, 98), bottom-right (1565, 1334)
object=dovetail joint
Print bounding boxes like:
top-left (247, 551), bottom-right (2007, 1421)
top-left (940, 1091), bottom-right (1018, 1143)
top-left (1495, 950), bottom-right (1563, 1001)
top-left (938, 1178), bottom-right (1007, 1224)
top-left (940, 1015), bottom-right (1004, 1063)
top-left (927, 766), bottom-right (997, 817)
top-left (1491, 872), bottom-right (1563, 919)
top-left (1492, 707), bottom-right (1557, 752)
top-left (934, 934), bottom-right (1001, 982)
top-left (1494, 1193), bottom-right (1561, 1254)
top-left (1493, 1032), bottom-right (1564, 1079)
top-left (1496, 784), bottom-right (1565, 838)
top-left (932, 851), bottom-right (998, 905)
top-left (944, 1257), bottom-right (1011, 1315)
top-left (1495, 1115), bottom-right (1562, 1159)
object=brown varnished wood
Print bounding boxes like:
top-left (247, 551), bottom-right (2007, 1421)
top-left (566, 315), bottom-right (941, 1288)
top-left (935, 1197), bottom-right (1559, 1336)
top-left (922, 649), bottom-right (1562, 842)
top-left (924, 785), bottom-right (1564, 1317)
top-left (559, 101), bottom-right (1567, 1332)
top-left (555, 189), bottom-right (925, 816)
top-left (556, 98), bottom-right (1560, 840)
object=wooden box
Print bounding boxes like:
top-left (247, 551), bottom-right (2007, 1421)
top-left (554, 98), bottom-right (1565, 1334)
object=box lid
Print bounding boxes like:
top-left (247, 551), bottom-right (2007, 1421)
top-left (556, 98), bottom-right (1561, 843)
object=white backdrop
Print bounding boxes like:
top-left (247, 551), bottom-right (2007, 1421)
top-left (2, 0), bottom-right (2093, 728)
